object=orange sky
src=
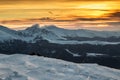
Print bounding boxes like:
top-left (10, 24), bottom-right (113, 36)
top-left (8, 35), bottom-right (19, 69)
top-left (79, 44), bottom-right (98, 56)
top-left (0, 0), bottom-right (120, 31)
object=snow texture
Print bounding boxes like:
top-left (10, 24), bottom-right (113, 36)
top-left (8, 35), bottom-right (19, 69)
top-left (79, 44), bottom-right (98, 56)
top-left (0, 54), bottom-right (119, 80)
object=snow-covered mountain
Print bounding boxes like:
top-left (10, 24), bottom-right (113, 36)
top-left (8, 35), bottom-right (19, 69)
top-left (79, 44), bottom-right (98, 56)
top-left (41, 25), bottom-right (120, 38)
top-left (0, 54), bottom-right (119, 80)
top-left (0, 25), bottom-right (19, 41)
top-left (0, 24), bottom-right (120, 44)
top-left (0, 25), bottom-right (32, 41)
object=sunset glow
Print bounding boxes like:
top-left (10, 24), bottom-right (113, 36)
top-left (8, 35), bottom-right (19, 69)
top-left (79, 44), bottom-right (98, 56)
top-left (0, 0), bottom-right (120, 30)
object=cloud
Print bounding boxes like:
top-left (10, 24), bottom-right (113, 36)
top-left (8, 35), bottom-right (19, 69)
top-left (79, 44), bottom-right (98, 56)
top-left (0, 16), bottom-right (111, 25)
top-left (75, 17), bottom-right (109, 21)
top-left (48, 11), bottom-right (53, 15)
top-left (106, 22), bottom-right (120, 25)
top-left (39, 17), bottom-right (54, 21)
top-left (108, 11), bottom-right (120, 19)
top-left (0, 0), bottom-right (23, 5)
top-left (36, 17), bottom-right (110, 22)
top-left (0, 20), bottom-right (23, 24)
top-left (26, 17), bottom-right (73, 22)
top-left (38, 17), bottom-right (109, 22)
top-left (27, 17), bottom-right (54, 21)
top-left (0, 0), bottom-right (114, 5)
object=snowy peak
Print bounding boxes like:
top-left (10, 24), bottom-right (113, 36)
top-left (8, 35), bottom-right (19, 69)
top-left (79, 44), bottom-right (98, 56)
top-left (24, 24), bottom-right (58, 36)
top-left (43, 25), bottom-right (59, 29)
top-left (0, 25), bottom-right (8, 30)
top-left (27, 24), bottom-right (40, 29)
top-left (0, 25), bottom-right (20, 41)
top-left (25, 24), bottom-right (40, 32)
top-left (26, 24), bottom-right (58, 30)
top-left (0, 25), bottom-right (16, 33)
top-left (0, 25), bottom-right (9, 30)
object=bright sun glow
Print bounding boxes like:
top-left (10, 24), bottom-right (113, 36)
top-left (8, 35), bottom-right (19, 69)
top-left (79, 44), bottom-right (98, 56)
top-left (88, 11), bottom-right (108, 17)
top-left (77, 4), bottom-right (109, 10)
top-left (76, 3), bottom-right (110, 17)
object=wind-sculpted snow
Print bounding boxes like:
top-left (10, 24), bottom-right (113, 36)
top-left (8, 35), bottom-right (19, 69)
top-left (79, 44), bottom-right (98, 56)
top-left (0, 54), bottom-right (119, 80)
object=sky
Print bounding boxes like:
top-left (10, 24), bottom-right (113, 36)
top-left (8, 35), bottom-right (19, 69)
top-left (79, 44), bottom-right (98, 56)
top-left (0, 0), bottom-right (120, 31)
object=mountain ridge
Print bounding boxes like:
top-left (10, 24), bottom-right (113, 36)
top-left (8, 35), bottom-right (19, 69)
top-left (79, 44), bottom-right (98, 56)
top-left (0, 24), bottom-right (120, 44)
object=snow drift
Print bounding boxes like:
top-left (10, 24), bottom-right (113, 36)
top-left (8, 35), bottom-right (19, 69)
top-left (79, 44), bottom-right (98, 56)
top-left (0, 54), bottom-right (119, 80)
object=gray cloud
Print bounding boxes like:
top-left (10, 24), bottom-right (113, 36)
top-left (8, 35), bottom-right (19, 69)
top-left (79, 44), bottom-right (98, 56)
top-left (0, 20), bottom-right (23, 24)
top-left (108, 11), bottom-right (120, 19)
top-left (106, 22), bottom-right (120, 25)
top-left (75, 17), bottom-right (109, 21)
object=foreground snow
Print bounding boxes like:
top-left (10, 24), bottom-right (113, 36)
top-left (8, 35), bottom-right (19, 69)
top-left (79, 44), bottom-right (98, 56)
top-left (0, 54), bottom-right (120, 80)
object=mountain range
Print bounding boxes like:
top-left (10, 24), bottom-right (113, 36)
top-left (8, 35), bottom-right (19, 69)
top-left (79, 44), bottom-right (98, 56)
top-left (0, 24), bottom-right (120, 44)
